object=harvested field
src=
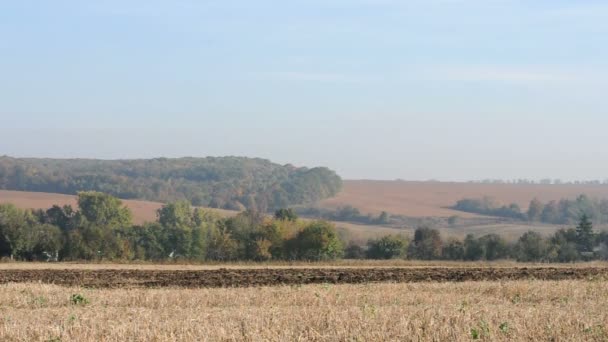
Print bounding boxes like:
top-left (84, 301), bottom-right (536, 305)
top-left (1, 280), bottom-right (607, 341)
top-left (0, 267), bottom-right (606, 288)
top-left (321, 180), bottom-right (608, 217)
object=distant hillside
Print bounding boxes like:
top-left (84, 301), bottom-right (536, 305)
top-left (0, 156), bottom-right (342, 211)
top-left (320, 180), bottom-right (608, 218)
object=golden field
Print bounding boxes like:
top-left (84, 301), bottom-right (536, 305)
top-left (0, 280), bottom-right (606, 341)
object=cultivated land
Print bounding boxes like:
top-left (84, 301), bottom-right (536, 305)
top-left (0, 266), bottom-right (606, 288)
top-left (320, 180), bottom-right (608, 217)
top-left (1, 280), bottom-right (606, 341)
top-left (0, 262), bottom-right (606, 288)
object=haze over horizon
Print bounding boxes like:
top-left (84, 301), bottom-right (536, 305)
top-left (2, 1), bottom-right (608, 181)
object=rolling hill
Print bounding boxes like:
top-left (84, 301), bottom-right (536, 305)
top-left (319, 180), bottom-right (608, 218)
top-left (0, 156), bottom-right (342, 211)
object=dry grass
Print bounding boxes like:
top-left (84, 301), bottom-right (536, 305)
top-left (321, 180), bottom-right (608, 218)
top-left (0, 280), bottom-right (606, 341)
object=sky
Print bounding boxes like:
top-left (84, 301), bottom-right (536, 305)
top-left (1, 0), bottom-right (608, 181)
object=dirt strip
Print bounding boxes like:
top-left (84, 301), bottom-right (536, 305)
top-left (0, 267), bottom-right (606, 288)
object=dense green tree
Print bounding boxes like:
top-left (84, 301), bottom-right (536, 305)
top-left (17, 223), bottom-right (63, 261)
top-left (44, 205), bottom-right (76, 231)
top-left (515, 231), bottom-right (547, 262)
top-left (291, 221), bottom-right (343, 261)
top-left (77, 192), bottom-right (132, 228)
top-left (527, 198), bottom-right (544, 221)
top-left (206, 223), bottom-right (238, 261)
top-left (575, 214), bottom-right (595, 254)
top-left (478, 234), bottom-right (510, 260)
top-left (131, 223), bottom-right (168, 260)
top-left (274, 208), bottom-right (298, 222)
top-left (548, 228), bottom-right (580, 262)
top-left (366, 235), bottom-right (408, 259)
top-left (157, 201), bottom-right (196, 258)
top-left (442, 238), bottom-right (465, 260)
top-left (0, 204), bottom-right (33, 259)
top-left (157, 201), bottom-right (193, 229)
top-left (463, 234), bottom-right (484, 261)
top-left (408, 227), bottom-right (442, 260)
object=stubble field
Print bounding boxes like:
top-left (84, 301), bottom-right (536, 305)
top-left (0, 262), bottom-right (606, 341)
top-left (1, 280), bottom-right (606, 341)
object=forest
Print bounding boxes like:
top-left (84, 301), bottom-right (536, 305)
top-left (0, 156), bottom-right (342, 211)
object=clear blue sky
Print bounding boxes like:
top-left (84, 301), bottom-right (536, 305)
top-left (1, 0), bottom-right (607, 180)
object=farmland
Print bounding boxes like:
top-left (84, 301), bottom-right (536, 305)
top-left (0, 262), bottom-right (606, 340)
top-left (0, 264), bottom-right (606, 288)
top-left (320, 180), bottom-right (608, 218)
top-left (0, 270), bottom-right (606, 341)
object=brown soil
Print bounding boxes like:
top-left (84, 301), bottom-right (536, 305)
top-left (0, 267), bottom-right (605, 288)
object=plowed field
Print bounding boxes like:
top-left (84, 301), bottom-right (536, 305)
top-left (1, 267), bottom-right (606, 288)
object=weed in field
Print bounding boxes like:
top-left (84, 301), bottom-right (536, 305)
top-left (70, 294), bottom-right (89, 305)
top-left (499, 322), bottom-right (509, 334)
top-left (32, 295), bottom-right (47, 307)
top-left (470, 328), bottom-right (480, 340)
top-left (511, 293), bottom-right (521, 304)
top-left (470, 320), bottom-right (490, 340)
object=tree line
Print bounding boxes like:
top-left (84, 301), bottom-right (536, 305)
top-left (0, 192), bottom-right (343, 262)
top-left (0, 156), bottom-right (342, 212)
top-left (453, 194), bottom-right (608, 224)
top-left (1, 192), bottom-right (606, 262)
top-left (357, 215), bottom-right (608, 262)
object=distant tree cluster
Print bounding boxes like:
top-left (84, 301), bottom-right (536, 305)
top-left (0, 156), bottom-right (342, 211)
top-left (0, 192), bottom-right (343, 261)
top-left (453, 194), bottom-right (608, 224)
top-left (348, 216), bottom-right (608, 262)
top-left (453, 197), bottom-right (525, 220)
top-left (295, 206), bottom-right (392, 225)
top-left (526, 195), bottom-right (608, 224)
